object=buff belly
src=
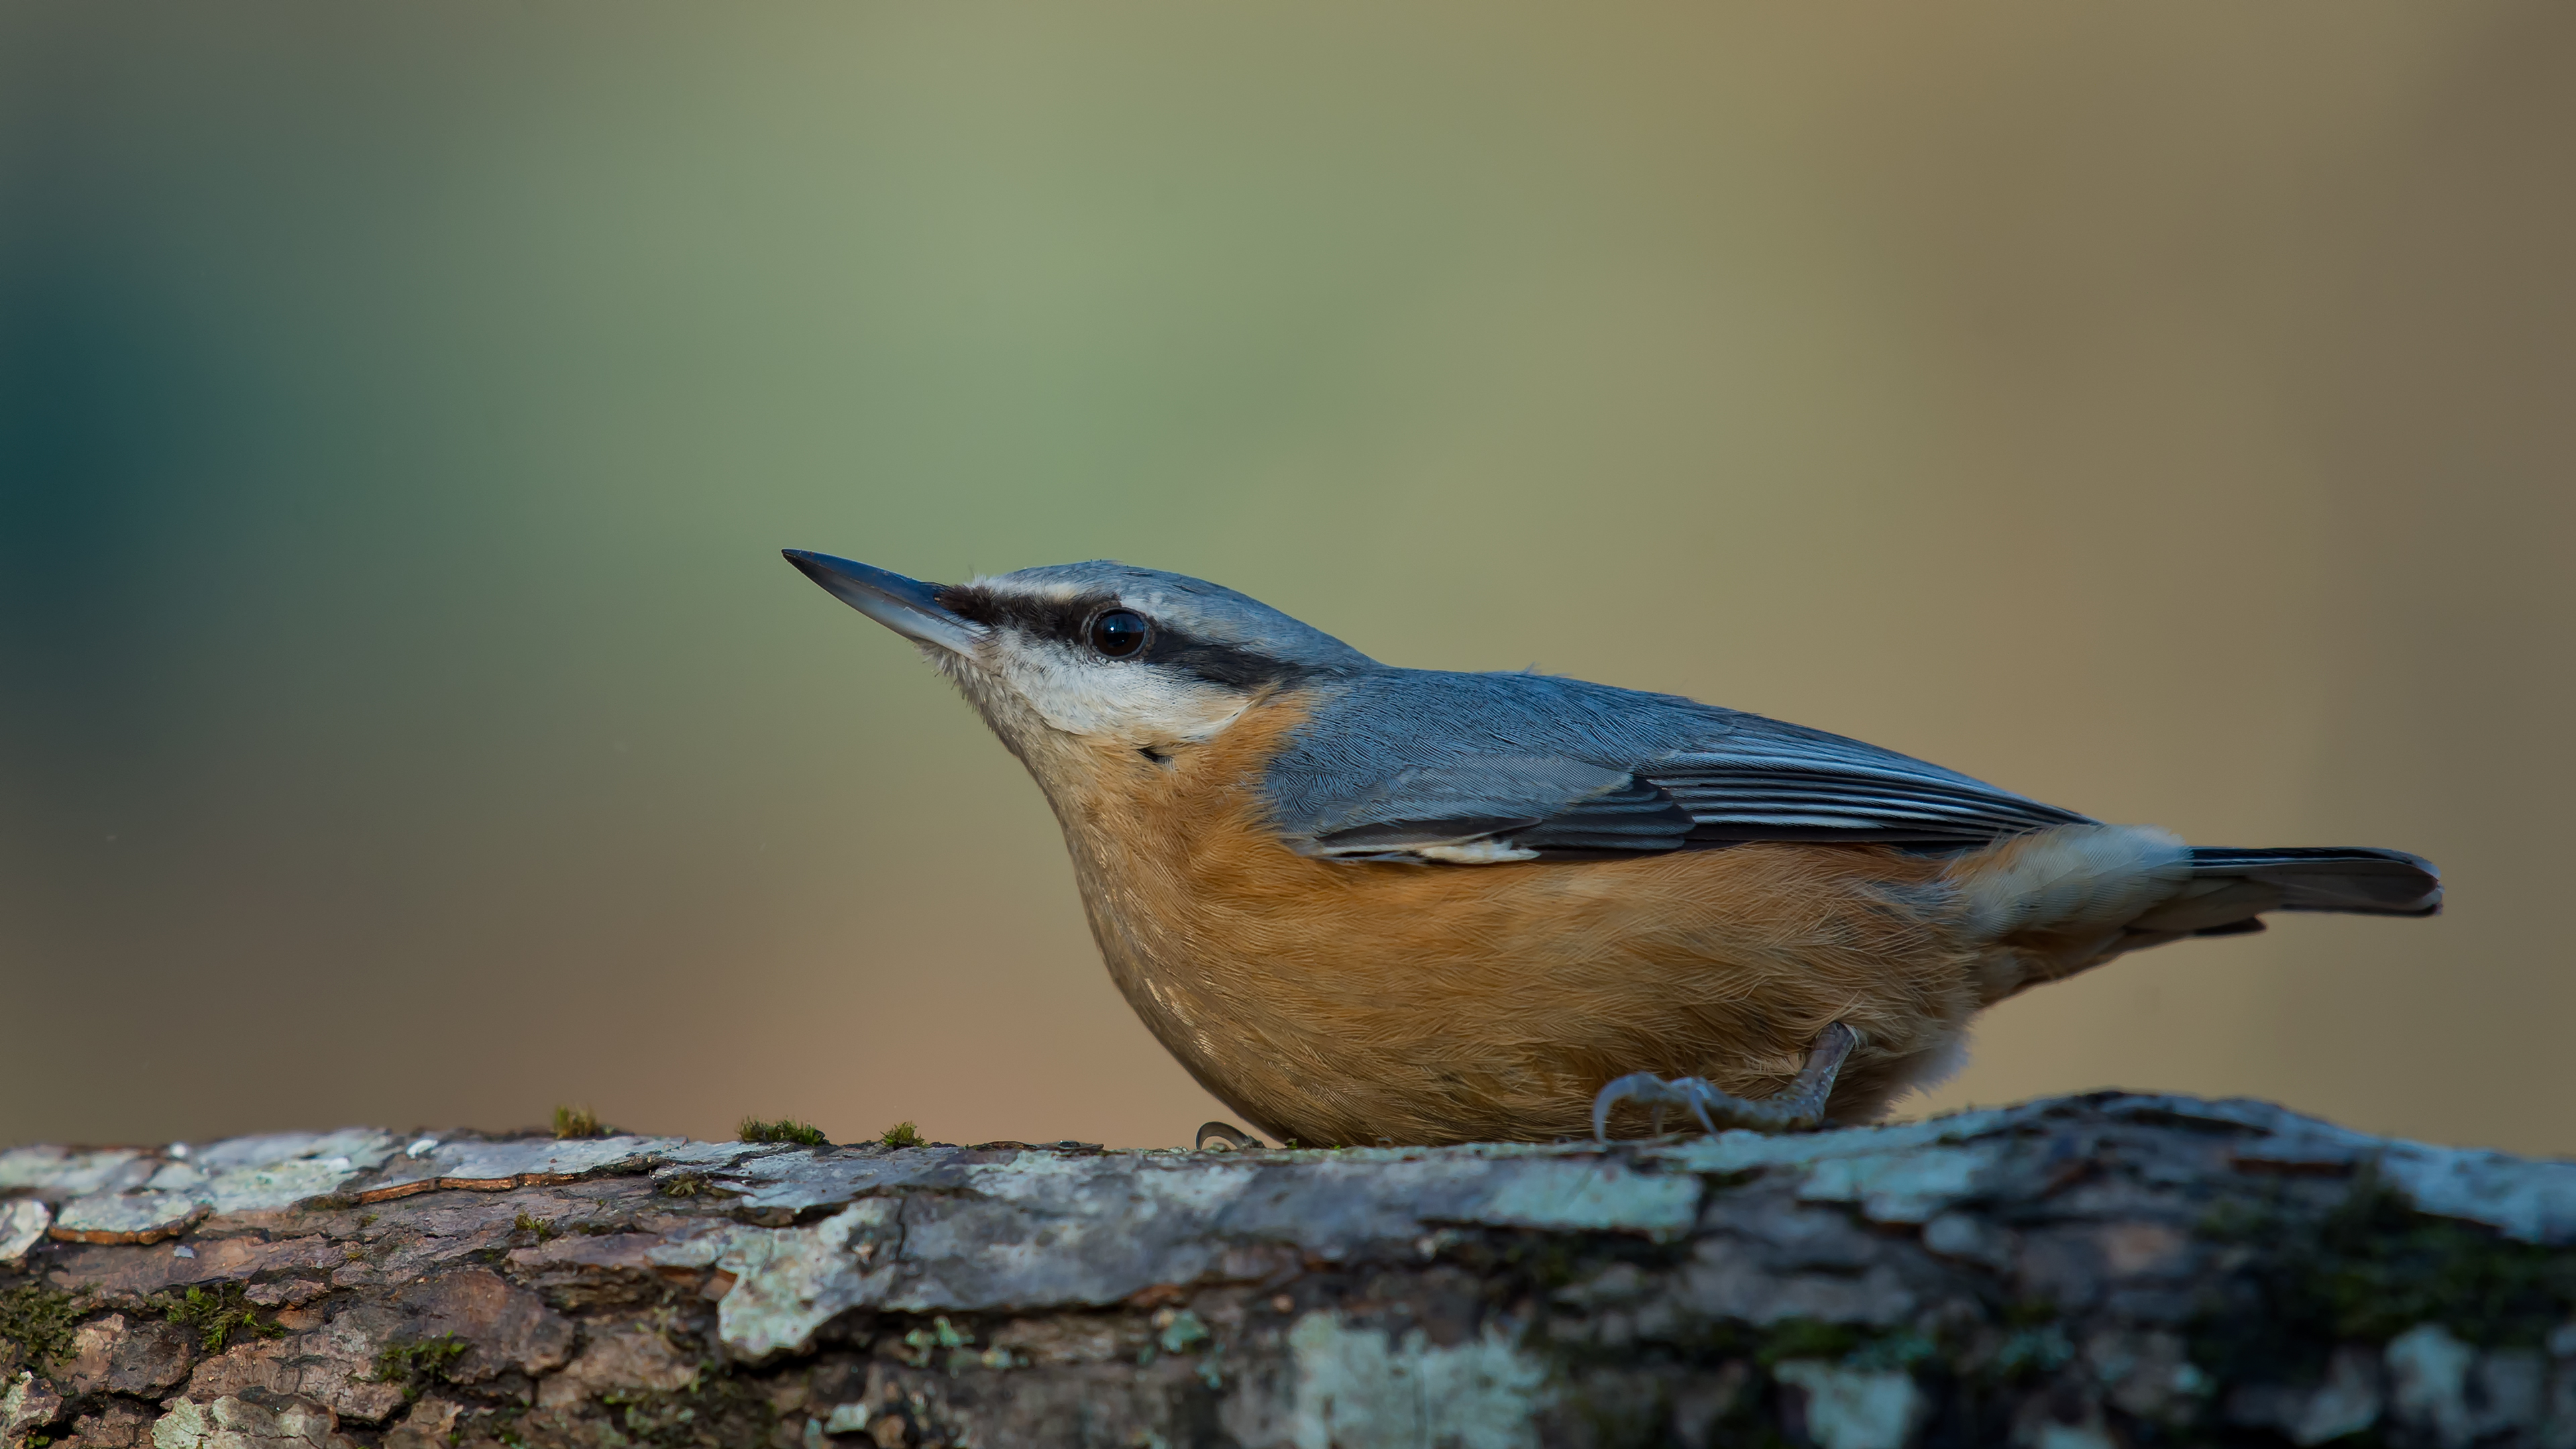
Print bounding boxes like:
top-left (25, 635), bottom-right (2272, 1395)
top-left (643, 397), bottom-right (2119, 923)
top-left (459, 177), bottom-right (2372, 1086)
top-left (1067, 822), bottom-right (1992, 1146)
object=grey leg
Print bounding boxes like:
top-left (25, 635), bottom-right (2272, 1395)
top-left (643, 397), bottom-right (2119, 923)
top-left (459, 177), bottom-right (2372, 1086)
top-left (1591, 1022), bottom-right (1859, 1142)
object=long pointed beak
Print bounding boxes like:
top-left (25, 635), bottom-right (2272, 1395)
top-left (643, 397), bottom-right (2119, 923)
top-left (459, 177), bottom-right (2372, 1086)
top-left (782, 550), bottom-right (987, 655)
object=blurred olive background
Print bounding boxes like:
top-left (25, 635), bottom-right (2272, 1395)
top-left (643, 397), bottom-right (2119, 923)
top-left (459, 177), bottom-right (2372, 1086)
top-left (3, 3), bottom-right (2571, 1155)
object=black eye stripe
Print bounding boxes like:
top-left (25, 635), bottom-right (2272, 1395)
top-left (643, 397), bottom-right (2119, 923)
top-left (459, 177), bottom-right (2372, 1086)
top-left (934, 583), bottom-right (1313, 688)
top-left (935, 586), bottom-right (1112, 645)
top-left (1144, 635), bottom-right (1312, 690)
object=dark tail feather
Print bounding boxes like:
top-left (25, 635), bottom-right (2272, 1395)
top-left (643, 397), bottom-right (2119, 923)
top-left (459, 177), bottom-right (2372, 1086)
top-left (2188, 846), bottom-right (2442, 917)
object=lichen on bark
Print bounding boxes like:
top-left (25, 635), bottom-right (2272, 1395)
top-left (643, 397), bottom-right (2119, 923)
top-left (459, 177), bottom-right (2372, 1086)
top-left (5, 1094), bottom-right (2576, 1446)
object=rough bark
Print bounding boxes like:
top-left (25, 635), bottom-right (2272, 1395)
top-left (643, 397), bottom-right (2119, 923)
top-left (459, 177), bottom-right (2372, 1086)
top-left (7, 1093), bottom-right (2576, 1448)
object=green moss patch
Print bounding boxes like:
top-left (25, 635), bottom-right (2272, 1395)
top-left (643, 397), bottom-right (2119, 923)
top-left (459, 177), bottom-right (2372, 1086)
top-left (150, 1282), bottom-right (283, 1354)
top-left (2197, 1162), bottom-right (2576, 1382)
top-left (597, 1365), bottom-right (773, 1448)
top-left (553, 1106), bottom-right (606, 1140)
top-left (372, 1332), bottom-right (470, 1397)
top-left (0, 1283), bottom-right (89, 1368)
top-left (738, 1118), bottom-right (828, 1147)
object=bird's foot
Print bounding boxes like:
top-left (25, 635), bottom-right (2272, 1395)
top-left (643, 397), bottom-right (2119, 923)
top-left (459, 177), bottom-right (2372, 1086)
top-left (1591, 1022), bottom-right (1859, 1141)
top-left (1196, 1121), bottom-right (1264, 1151)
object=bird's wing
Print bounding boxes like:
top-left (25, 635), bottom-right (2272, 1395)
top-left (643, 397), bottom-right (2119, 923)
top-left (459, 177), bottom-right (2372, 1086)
top-left (1637, 722), bottom-right (2093, 846)
top-left (1294, 756), bottom-right (1697, 856)
top-left (1266, 669), bottom-right (2089, 861)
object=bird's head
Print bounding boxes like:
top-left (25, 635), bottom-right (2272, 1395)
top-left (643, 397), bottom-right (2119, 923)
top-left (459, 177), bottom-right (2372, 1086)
top-left (784, 551), bottom-right (1375, 774)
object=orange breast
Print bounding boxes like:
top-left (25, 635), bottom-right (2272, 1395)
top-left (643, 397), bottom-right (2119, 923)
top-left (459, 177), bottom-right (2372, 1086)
top-left (1040, 694), bottom-right (1988, 1145)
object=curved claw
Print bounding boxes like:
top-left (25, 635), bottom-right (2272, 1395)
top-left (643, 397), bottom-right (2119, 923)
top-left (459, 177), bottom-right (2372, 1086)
top-left (1592, 1074), bottom-right (1765, 1140)
top-left (1677, 1080), bottom-right (1723, 1137)
top-left (1196, 1121), bottom-right (1263, 1152)
top-left (1591, 1073), bottom-right (1674, 1142)
top-left (1589, 1022), bottom-right (1862, 1142)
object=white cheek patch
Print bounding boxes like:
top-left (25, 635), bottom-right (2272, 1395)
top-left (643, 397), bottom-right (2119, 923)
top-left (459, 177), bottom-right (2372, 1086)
top-left (981, 639), bottom-right (1250, 745)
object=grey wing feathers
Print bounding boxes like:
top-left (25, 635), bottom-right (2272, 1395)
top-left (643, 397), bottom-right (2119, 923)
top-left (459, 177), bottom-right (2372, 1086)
top-left (1267, 668), bottom-right (2087, 860)
top-left (1642, 725), bottom-right (2090, 843)
top-left (1300, 757), bottom-right (1669, 854)
top-left (1513, 779), bottom-right (1701, 853)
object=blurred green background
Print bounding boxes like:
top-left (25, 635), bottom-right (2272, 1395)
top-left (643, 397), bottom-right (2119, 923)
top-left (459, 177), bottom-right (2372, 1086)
top-left (3, 3), bottom-right (2570, 1154)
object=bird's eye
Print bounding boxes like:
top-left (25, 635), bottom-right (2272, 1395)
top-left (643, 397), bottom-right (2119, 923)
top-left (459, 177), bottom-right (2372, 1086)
top-left (1088, 609), bottom-right (1150, 658)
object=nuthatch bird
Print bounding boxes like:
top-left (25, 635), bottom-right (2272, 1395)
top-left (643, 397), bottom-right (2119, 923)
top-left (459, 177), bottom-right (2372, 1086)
top-left (784, 551), bottom-right (2441, 1146)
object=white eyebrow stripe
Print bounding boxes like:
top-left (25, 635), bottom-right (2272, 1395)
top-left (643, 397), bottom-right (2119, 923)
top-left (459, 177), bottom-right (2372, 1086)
top-left (966, 575), bottom-right (1097, 604)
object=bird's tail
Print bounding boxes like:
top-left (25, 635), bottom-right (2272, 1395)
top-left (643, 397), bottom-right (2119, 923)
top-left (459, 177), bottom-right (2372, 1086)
top-left (1943, 826), bottom-right (2440, 1002)
top-left (2184, 846), bottom-right (2442, 918)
